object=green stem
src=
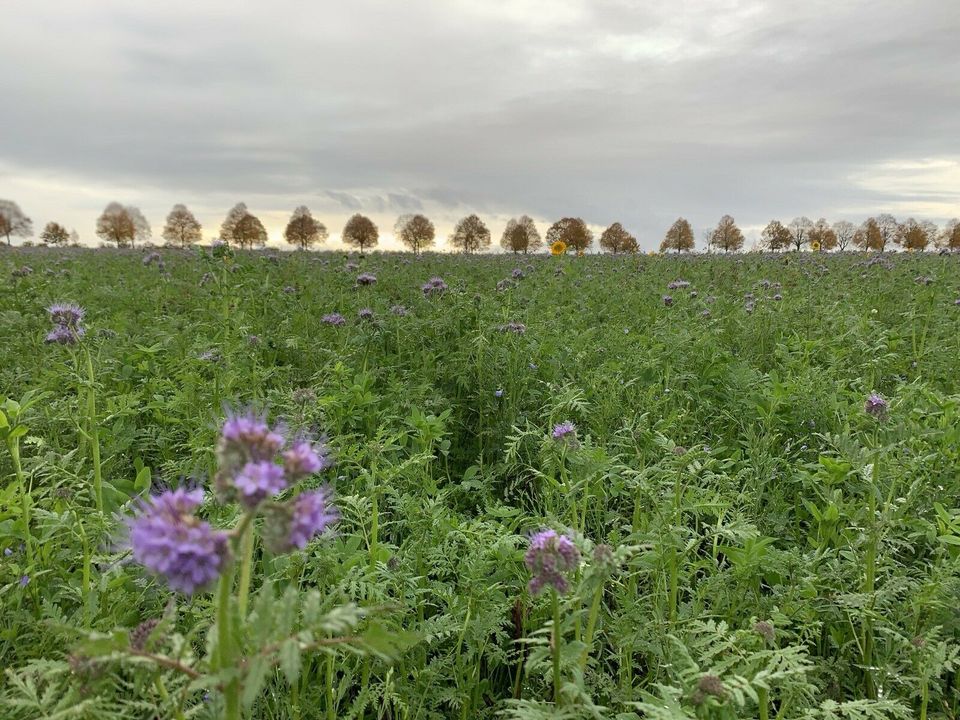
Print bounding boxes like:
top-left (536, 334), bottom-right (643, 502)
top-left (326, 653), bottom-right (336, 720)
top-left (83, 346), bottom-right (103, 514)
top-left (217, 560), bottom-right (240, 720)
top-left (580, 579), bottom-right (604, 671)
top-left (758, 686), bottom-right (769, 720)
top-left (862, 468), bottom-right (877, 700)
top-left (7, 439), bottom-right (34, 565)
top-left (552, 590), bottom-right (562, 706)
top-left (236, 523), bottom-right (255, 617)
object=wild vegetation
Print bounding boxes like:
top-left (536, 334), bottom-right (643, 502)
top-left (1, 245), bottom-right (959, 719)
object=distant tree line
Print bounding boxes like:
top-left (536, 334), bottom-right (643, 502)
top-left (3, 196), bottom-right (959, 254)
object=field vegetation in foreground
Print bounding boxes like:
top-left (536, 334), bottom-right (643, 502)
top-left (1, 246), bottom-right (960, 719)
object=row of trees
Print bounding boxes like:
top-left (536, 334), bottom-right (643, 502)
top-left (4, 197), bottom-right (960, 253)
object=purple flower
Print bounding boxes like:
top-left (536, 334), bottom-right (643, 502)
top-left (234, 460), bottom-right (287, 508)
top-left (552, 421), bottom-right (577, 442)
top-left (662, 295), bottom-right (673, 307)
top-left (322, 313), bottom-right (346, 326)
top-left (45, 302), bottom-right (86, 345)
top-left (390, 304), bottom-right (408, 316)
top-left (283, 285), bottom-right (297, 295)
top-left (19, 575), bottom-right (29, 587)
top-left (287, 488), bottom-right (339, 549)
top-left (3, 547), bottom-right (12, 557)
top-left (422, 276), bottom-right (448, 295)
top-left (773, 293), bottom-right (782, 301)
top-left (283, 439), bottom-right (332, 480)
top-left (864, 393), bottom-right (888, 420)
top-left (45, 324), bottom-right (84, 345)
top-left (667, 279), bottom-right (690, 290)
top-left (220, 411), bottom-right (285, 461)
top-left (358, 307), bottom-right (374, 321)
top-left (494, 388), bottom-right (504, 398)
top-left (497, 322), bottom-right (526, 334)
top-left (512, 268), bottom-right (524, 279)
top-left (356, 273), bottom-right (377, 286)
top-left (524, 529), bottom-right (580, 595)
top-left (129, 488), bottom-right (230, 595)
top-left (143, 252), bottom-right (162, 266)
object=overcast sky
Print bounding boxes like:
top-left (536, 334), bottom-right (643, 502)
top-left (2, 0), bottom-right (958, 251)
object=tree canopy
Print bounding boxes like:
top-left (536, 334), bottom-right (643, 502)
top-left (162, 204), bottom-right (203, 248)
top-left (284, 206), bottom-right (327, 250)
top-left (500, 216), bottom-right (541, 254)
top-left (660, 218), bottom-right (694, 253)
top-left (449, 214), bottom-right (491, 253)
top-left (342, 214), bottom-right (379, 253)
top-left (40, 221), bottom-right (70, 245)
top-left (0, 199), bottom-right (32, 246)
top-left (546, 217), bottom-right (592, 254)
top-left (395, 214), bottom-right (435, 254)
top-left (711, 215), bottom-right (744, 253)
top-left (599, 222), bottom-right (638, 254)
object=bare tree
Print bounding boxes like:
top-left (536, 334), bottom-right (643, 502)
top-left (599, 222), bottom-right (638, 254)
top-left (449, 214), bottom-right (491, 253)
top-left (395, 214), bottom-right (435, 254)
top-left (875, 213), bottom-right (899, 251)
top-left (342, 213), bottom-right (379, 253)
top-left (787, 216), bottom-right (814, 251)
top-left (284, 206), bottom-right (327, 250)
top-left (500, 215), bottom-right (541, 254)
top-left (546, 217), bottom-right (592, 254)
top-left (711, 215), bottom-right (744, 253)
top-left (832, 221), bottom-right (855, 251)
top-left (40, 221), bottom-right (70, 245)
top-left (660, 217), bottom-right (694, 253)
top-left (96, 202), bottom-right (136, 247)
top-left (808, 218), bottom-right (837, 251)
top-left (162, 204), bottom-right (203, 248)
top-left (69, 229), bottom-right (80, 246)
top-left (0, 199), bottom-right (33, 246)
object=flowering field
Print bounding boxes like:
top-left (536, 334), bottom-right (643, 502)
top-left (1, 246), bottom-right (960, 720)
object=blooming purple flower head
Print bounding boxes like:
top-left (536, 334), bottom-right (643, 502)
top-left (143, 252), bottom-right (162, 266)
top-left (45, 303), bottom-right (86, 345)
top-left (322, 313), bottom-right (346, 326)
top-left (552, 421), bottom-right (577, 443)
top-left (262, 486), bottom-right (339, 553)
top-left (864, 392), bottom-right (888, 420)
top-left (494, 388), bottom-right (504, 398)
top-left (390, 304), bottom-right (408, 316)
top-left (662, 295), bottom-right (673, 307)
top-left (356, 272), bottom-right (377, 286)
top-left (512, 268), bottom-right (524, 279)
top-left (283, 438), bottom-right (332, 480)
top-left (234, 460), bottom-right (288, 509)
top-left (345, 261), bottom-right (359, 271)
top-left (667, 279), bottom-right (690, 290)
top-left (497, 322), bottom-right (526, 334)
top-left (129, 488), bottom-right (230, 594)
top-left (283, 285), bottom-right (297, 295)
top-left (524, 529), bottom-right (580, 595)
top-left (358, 307), bottom-right (374, 321)
top-left (773, 293), bottom-right (783, 301)
top-left (422, 276), bottom-right (448, 295)
top-left (19, 575), bottom-right (30, 587)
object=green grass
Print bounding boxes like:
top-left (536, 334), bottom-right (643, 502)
top-left (1, 246), bottom-right (959, 719)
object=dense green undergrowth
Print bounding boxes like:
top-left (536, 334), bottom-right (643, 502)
top-left (1, 246), bottom-right (959, 719)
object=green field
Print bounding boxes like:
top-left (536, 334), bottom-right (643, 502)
top-left (2, 246), bottom-right (960, 719)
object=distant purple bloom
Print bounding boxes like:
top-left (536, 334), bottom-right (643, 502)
top-left (322, 313), bottom-right (346, 326)
top-left (345, 262), bottom-right (359, 271)
top-left (953, 298), bottom-right (960, 306)
top-left (286, 488), bottom-right (339, 550)
top-left (864, 393), bottom-right (888, 420)
top-left (283, 439), bottom-right (332, 480)
top-left (422, 276), bottom-right (448, 295)
top-left (512, 268), bottom-right (524, 279)
top-left (773, 293), bottom-right (782, 301)
top-left (667, 279), bottom-right (690, 290)
top-left (129, 488), bottom-right (230, 595)
top-left (494, 388), bottom-right (504, 398)
top-left (497, 279), bottom-right (516, 292)
top-left (143, 252), bottom-right (162, 266)
top-left (745, 301), bottom-right (755, 313)
top-left (283, 285), bottom-right (297, 295)
top-left (525, 529), bottom-right (580, 595)
top-left (497, 321), bottom-right (526, 334)
top-left (45, 302), bottom-right (86, 345)
top-left (19, 575), bottom-right (29, 587)
top-left (358, 307), bottom-right (374, 321)
top-left (3, 547), bottom-right (11, 557)
top-left (356, 273), bottom-right (377, 286)
top-left (701, 309), bottom-right (711, 318)
top-left (689, 291), bottom-right (698, 298)
top-left (390, 304), bottom-right (408, 316)
top-left (219, 410), bottom-right (285, 464)
top-left (662, 295), bottom-right (673, 307)
top-left (234, 460), bottom-right (287, 508)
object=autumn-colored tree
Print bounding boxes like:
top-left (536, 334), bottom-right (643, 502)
top-left (162, 204), bottom-right (202, 248)
top-left (787, 216), bottom-right (814, 251)
top-left (234, 213), bottom-right (268, 249)
top-left (220, 203), bottom-right (249, 247)
top-left (96, 202), bottom-right (136, 247)
top-left (832, 221), bottom-right (855, 251)
top-left (808, 218), bottom-right (837, 251)
top-left (449, 214), bottom-right (491, 253)
top-left (395, 214), bottom-right (435, 254)
top-left (342, 213), bottom-right (379, 253)
top-left (283, 206), bottom-right (327, 250)
top-left (938, 219), bottom-right (960, 249)
top-left (40, 221), bottom-right (70, 245)
top-left (761, 220), bottom-right (791, 252)
top-left (875, 213), bottom-right (899, 251)
top-left (660, 217), bottom-right (695, 253)
top-left (710, 215), bottom-right (744, 253)
top-left (0, 199), bottom-right (32, 246)
top-left (896, 218), bottom-right (931, 251)
top-left (599, 222), bottom-right (638, 254)
top-left (546, 217), bottom-right (592, 254)
top-left (853, 217), bottom-right (884, 251)
top-left (500, 215), bottom-right (541, 254)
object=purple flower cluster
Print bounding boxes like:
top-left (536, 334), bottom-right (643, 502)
top-left (45, 303), bottom-right (86, 345)
top-left (359, 307), bottom-right (375, 321)
top-left (286, 488), bottom-right (339, 550)
top-left (356, 272), bottom-right (377, 286)
top-left (215, 410), bottom-right (330, 510)
top-left (143, 252), bottom-right (162, 266)
top-left (129, 488), bottom-right (230, 595)
top-left (422, 276), bottom-right (448, 295)
top-left (524, 529), bottom-right (580, 594)
top-left (12, 266), bottom-right (33, 278)
top-left (390, 304), bottom-right (409, 316)
top-left (662, 295), bottom-right (673, 307)
top-left (322, 313), bottom-right (346, 326)
top-left (497, 322), bottom-right (526, 334)
top-left (512, 268), bottom-right (524, 279)
top-left (496, 279), bottom-right (516, 292)
top-left (551, 421), bottom-right (579, 448)
top-left (666, 279), bottom-right (690, 290)
top-left (864, 392), bottom-right (888, 419)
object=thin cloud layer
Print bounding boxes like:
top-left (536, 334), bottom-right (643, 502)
top-left (1, 0), bottom-right (957, 250)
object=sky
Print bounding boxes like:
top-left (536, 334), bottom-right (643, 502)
top-left (1, 0), bottom-right (958, 251)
